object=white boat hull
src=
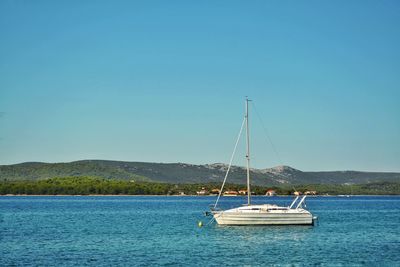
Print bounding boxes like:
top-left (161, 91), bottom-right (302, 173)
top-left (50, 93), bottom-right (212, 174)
top-left (213, 205), bottom-right (313, 225)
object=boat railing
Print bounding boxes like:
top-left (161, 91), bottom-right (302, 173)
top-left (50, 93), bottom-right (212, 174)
top-left (289, 195), bottom-right (307, 209)
top-left (295, 196), bottom-right (307, 209)
top-left (289, 196), bottom-right (299, 209)
top-left (209, 205), bottom-right (222, 212)
top-left (206, 205), bottom-right (222, 216)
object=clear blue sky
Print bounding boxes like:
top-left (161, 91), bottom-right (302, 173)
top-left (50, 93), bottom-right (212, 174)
top-left (1, 0), bottom-right (399, 171)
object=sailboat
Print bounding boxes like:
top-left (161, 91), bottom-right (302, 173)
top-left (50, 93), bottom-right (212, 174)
top-left (210, 97), bottom-right (316, 225)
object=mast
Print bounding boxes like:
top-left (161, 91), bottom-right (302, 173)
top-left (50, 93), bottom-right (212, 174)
top-left (245, 97), bottom-right (251, 205)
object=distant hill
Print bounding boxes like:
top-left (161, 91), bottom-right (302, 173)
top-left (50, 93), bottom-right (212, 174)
top-left (0, 160), bottom-right (399, 186)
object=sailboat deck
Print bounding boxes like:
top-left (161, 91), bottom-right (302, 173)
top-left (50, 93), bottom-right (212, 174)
top-left (222, 204), bottom-right (310, 214)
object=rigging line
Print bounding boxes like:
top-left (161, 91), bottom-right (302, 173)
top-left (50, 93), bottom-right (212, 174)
top-left (251, 101), bottom-right (284, 166)
top-left (214, 117), bottom-right (246, 209)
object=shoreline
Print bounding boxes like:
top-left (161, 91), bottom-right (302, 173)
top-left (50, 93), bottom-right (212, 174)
top-left (1, 194), bottom-right (399, 197)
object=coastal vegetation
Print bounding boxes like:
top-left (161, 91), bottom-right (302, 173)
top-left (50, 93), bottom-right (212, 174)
top-left (1, 177), bottom-right (399, 195)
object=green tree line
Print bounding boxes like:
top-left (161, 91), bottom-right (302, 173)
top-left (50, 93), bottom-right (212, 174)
top-left (1, 177), bottom-right (399, 195)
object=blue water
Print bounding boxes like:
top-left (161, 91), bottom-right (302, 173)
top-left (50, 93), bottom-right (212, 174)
top-left (1, 196), bottom-right (399, 266)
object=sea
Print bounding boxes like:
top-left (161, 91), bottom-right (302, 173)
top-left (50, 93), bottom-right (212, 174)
top-left (1, 196), bottom-right (399, 266)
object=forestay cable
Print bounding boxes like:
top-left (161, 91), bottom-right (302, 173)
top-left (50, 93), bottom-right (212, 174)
top-left (214, 117), bottom-right (246, 209)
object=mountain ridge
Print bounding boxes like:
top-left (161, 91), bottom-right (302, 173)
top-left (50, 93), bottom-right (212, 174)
top-left (0, 160), bottom-right (399, 186)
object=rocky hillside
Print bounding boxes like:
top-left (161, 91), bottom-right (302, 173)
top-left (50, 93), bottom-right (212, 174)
top-left (0, 160), bottom-right (399, 186)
